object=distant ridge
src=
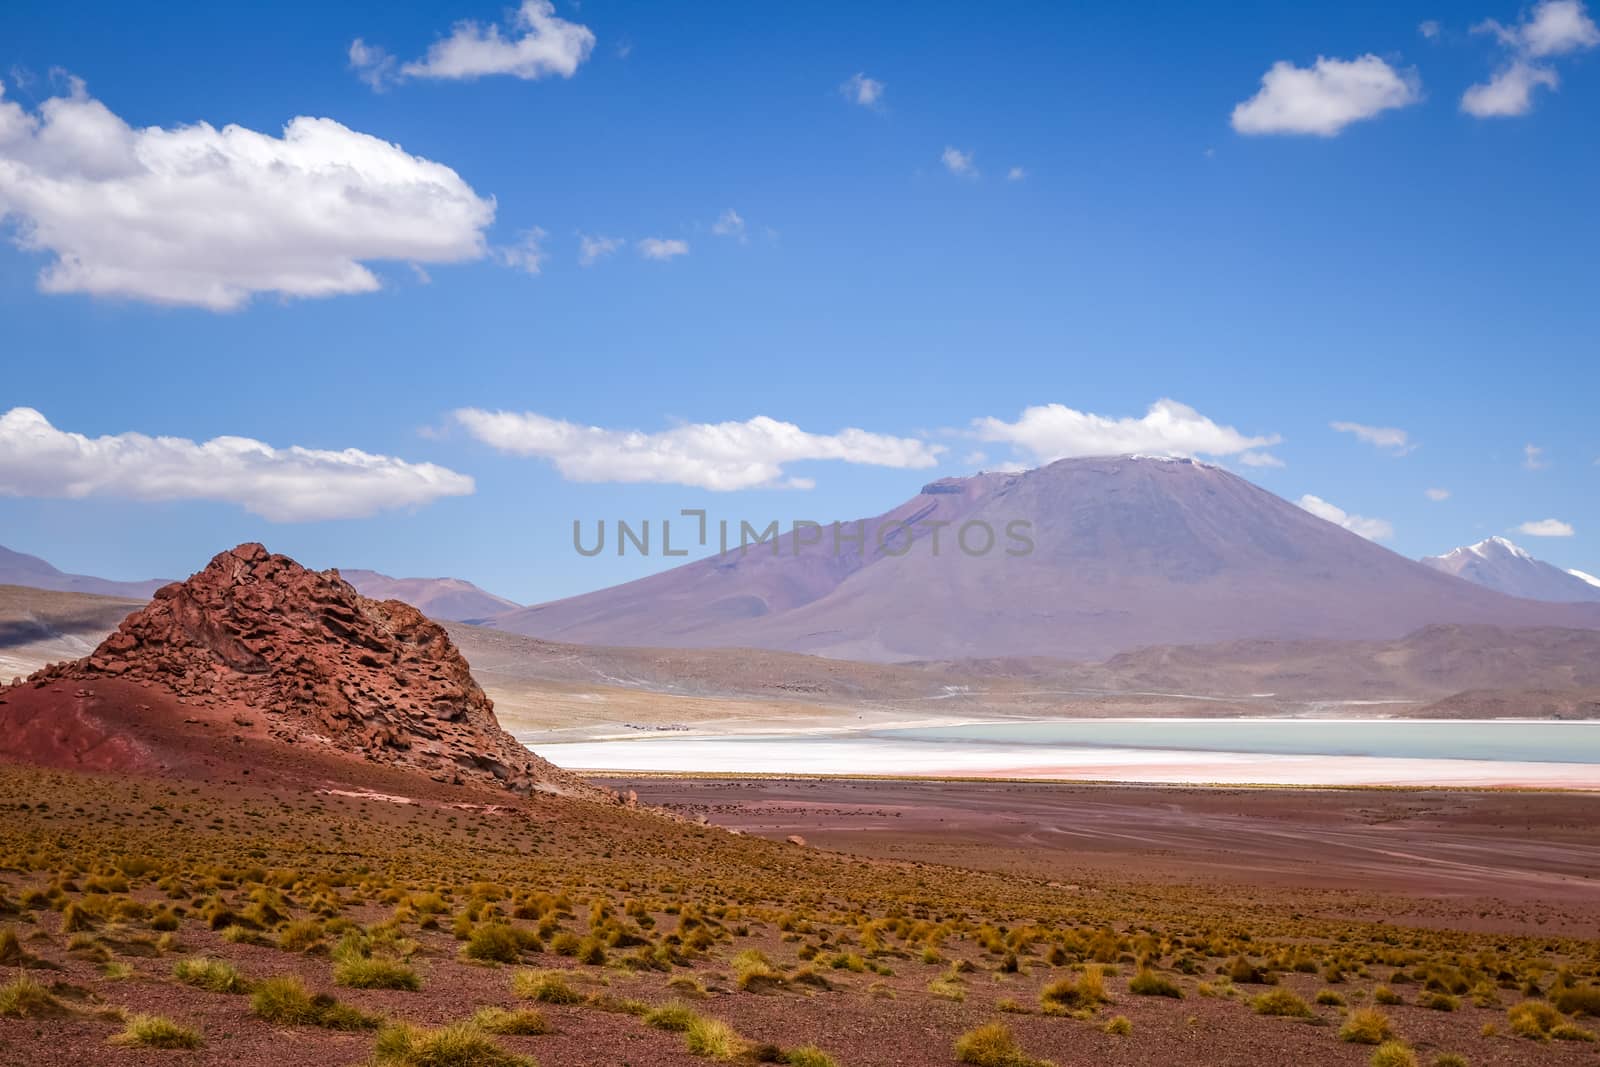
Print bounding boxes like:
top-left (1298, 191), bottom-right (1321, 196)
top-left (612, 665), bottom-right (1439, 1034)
top-left (0, 544), bottom-right (168, 599)
top-left (484, 455), bottom-right (1600, 661)
top-left (0, 543), bottom-right (520, 623)
top-left (1422, 536), bottom-right (1600, 604)
top-left (340, 569), bottom-right (521, 621)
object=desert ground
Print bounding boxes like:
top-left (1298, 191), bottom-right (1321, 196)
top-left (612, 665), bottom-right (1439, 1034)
top-left (4, 761), bottom-right (1600, 1067)
top-left (4, 572), bottom-right (1600, 1066)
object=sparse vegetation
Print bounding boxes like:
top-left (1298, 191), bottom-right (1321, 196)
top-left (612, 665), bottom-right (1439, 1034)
top-left (173, 956), bottom-right (248, 993)
top-left (0, 975), bottom-right (68, 1018)
top-left (1252, 989), bottom-right (1313, 1018)
top-left (954, 1022), bottom-right (1051, 1067)
top-left (1369, 1042), bottom-right (1418, 1067)
top-left (1038, 965), bottom-right (1105, 1012)
top-left (471, 1006), bottom-right (551, 1035)
top-left (372, 1022), bottom-right (533, 1067)
top-left (1340, 1008), bottom-right (1395, 1045)
top-left (0, 759), bottom-right (1594, 1067)
top-left (512, 968), bottom-right (583, 1004)
top-left (1130, 968), bottom-right (1183, 998)
top-left (683, 1014), bottom-right (746, 1059)
top-left (109, 1014), bottom-right (204, 1049)
top-left (250, 975), bottom-right (377, 1029)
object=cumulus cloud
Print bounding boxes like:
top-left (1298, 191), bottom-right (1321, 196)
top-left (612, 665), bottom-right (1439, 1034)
top-left (351, 0), bottom-right (594, 87)
top-left (1006, 166), bottom-right (1028, 181)
top-left (941, 146), bottom-right (978, 178)
top-left (1518, 518), bottom-right (1575, 537)
top-left (841, 72), bottom-right (885, 109)
top-left (453, 410), bottom-right (943, 490)
top-left (1463, 0), bottom-right (1598, 116)
top-left (711, 209), bottom-right (746, 241)
top-left (0, 80), bottom-right (494, 310)
top-left (1231, 55), bottom-right (1421, 136)
top-left (0, 407), bottom-right (472, 522)
top-left (1297, 494), bottom-right (1395, 541)
top-left (637, 237), bottom-right (689, 260)
top-left (577, 233), bottom-right (624, 266)
top-left (1420, 19), bottom-right (1443, 39)
top-left (1524, 443), bottom-right (1548, 470)
top-left (1462, 60), bottom-right (1561, 115)
top-left (1425, 487), bottom-right (1451, 501)
top-left (973, 399), bottom-right (1281, 466)
top-left (1331, 420), bottom-right (1415, 454)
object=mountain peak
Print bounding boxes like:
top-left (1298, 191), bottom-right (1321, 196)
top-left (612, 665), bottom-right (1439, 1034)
top-left (1423, 537), bottom-right (1600, 605)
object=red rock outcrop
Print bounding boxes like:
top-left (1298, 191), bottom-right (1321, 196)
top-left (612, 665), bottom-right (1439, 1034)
top-left (26, 543), bottom-right (593, 797)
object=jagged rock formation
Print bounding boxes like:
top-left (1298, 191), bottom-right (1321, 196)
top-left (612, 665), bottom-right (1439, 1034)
top-left (26, 543), bottom-right (591, 796)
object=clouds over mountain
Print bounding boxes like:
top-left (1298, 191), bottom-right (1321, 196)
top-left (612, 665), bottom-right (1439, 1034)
top-left (453, 410), bottom-right (944, 491)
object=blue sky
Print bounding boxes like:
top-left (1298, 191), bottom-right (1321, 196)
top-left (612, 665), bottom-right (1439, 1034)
top-left (1, 0), bottom-right (1597, 601)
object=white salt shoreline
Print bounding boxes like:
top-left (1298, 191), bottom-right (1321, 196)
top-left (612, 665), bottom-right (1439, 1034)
top-left (525, 717), bottom-right (1600, 790)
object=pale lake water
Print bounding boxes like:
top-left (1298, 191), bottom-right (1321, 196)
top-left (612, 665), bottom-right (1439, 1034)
top-left (530, 719), bottom-right (1600, 788)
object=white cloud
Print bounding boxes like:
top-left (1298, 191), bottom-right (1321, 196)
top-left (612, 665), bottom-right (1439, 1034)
top-left (0, 81), bottom-right (494, 311)
top-left (352, 1), bottom-right (595, 87)
top-left (495, 227), bottom-right (547, 274)
top-left (1331, 420), bottom-right (1414, 454)
top-left (1297, 494), bottom-right (1395, 541)
top-left (1517, 517), bottom-right (1575, 537)
top-left (973, 399), bottom-right (1282, 465)
top-left (577, 233), bottom-right (623, 267)
top-left (1524, 443), bottom-right (1548, 470)
top-left (1462, 60), bottom-right (1561, 115)
top-left (711, 209), bottom-right (746, 241)
top-left (453, 410), bottom-right (944, 490)
top-left (1237, 451), bottom-right (1286, 468)
top-left (841, 72), bottom-right (885, 109)
top-left (1420, 19), bottom-right (1443, 39)
top-left (637, 237), bottom-right (689, 261)
top-left (1231, 55), bottom-right (1421, 136)
top-left (1006, 166), bottom-right (1028, 181)
top-left (1425, 487), bottom-right (1451, 501)
top-left (941, 146), bottom-right (978, 178)
top-left (348, 39), bottom-right (398, 90)
top-left (1478, 0), bottom-right (1600, 56)
top-left (0, 407), bottom-right (472, 522)
top-left (1463, 0), bottom-right (1598, 116)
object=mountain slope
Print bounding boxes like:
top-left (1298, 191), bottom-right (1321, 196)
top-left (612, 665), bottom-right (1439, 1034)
top-left (1422, 537), bottom-right (1600, 604)
top-left (488, 456), bottom-right (1600, 661)
top-left (0, 544), bottom-right (168, 599)
top-left (340, 569), bottom-right (521, 621)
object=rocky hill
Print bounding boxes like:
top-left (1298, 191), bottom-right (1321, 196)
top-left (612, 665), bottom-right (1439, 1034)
top-left (12, 544), bottom-right (594, 797)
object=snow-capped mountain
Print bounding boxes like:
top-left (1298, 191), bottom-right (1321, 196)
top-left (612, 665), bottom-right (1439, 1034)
top-left (1422, 537), bottom-right (1600, 604)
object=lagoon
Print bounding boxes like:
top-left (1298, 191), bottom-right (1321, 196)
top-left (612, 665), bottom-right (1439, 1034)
top-left (531, 718), bottom-right (1600, 789)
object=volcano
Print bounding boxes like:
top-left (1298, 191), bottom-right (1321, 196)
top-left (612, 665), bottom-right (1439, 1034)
top-left (488, 455), bottom-right (1600, 661)
top-left (1, 543), bottom-right (591, 796)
